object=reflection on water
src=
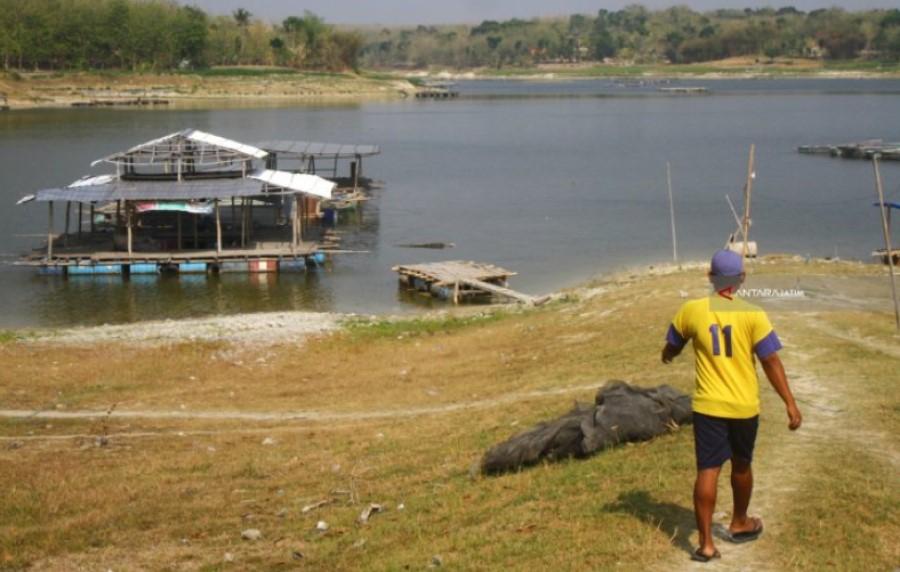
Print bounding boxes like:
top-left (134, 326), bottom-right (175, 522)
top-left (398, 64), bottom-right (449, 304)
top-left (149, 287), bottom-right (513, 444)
top-left (27, 266), bottom-right (333, 327)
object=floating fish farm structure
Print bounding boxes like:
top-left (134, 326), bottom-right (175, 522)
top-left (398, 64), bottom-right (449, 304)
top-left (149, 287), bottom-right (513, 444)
top-left (16, 129), bottom-right (380, 276)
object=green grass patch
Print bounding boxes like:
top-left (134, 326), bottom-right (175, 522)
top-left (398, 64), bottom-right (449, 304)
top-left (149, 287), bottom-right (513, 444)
top-left (773, 445), bottom-right (899, 570)
top-left (0, 330), bottom-right (19, 344)
top-left (343, 311), bottom-right (510, 340)
top-left (823, 60), bottom-right (900, 72)
top-left (179, 66), bottom-right (302, 77)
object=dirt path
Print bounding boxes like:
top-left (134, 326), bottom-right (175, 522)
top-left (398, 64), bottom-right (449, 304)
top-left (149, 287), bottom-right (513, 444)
top-left (0, 382), bottom-right (602, 441)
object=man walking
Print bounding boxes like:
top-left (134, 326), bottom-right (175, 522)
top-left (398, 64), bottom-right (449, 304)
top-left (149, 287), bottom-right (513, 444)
top-left (661, 249), bottom-right (802, 563)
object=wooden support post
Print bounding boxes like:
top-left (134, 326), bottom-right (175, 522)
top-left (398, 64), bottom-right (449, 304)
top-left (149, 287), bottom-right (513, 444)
top-left (453, 281), bottom-right (460, 305)
top-left (231, 197), bottom-right (236, 224)
top-left (90, 203), bottom-right (95, 234)
top-left (47, 201), bottom-right (54, 260)
top-left (177, 212), bottom-right (183, 250)
top-left (215, 199), bottom-right (222, 255)
top-left (63, 201), bottom-right (71, 247)
top-left (248, 199), bottom-right (253, 242)
top-left (241, 198), bottom-right (247, 248)
top-left (78, 203), bottom-right (83, 238)
top-left (126, 202), bottom-right (133, 258)
top-left (666, 162), bottom-right (678, 264)
top-left (741, 144), bottom-right (755, 258)
top-left (351, 161), bottom-right (359, 191)
top-left (193, 214), bottom-right (199, 249)
top-left (116, 200), bottom-right (122, 227)
top-left (291, 195), bottom-right (298, 252)
top-left (873, 156), bottom-right (900, 330)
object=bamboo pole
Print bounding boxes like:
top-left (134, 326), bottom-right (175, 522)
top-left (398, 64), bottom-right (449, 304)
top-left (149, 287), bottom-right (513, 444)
top-left (741, 145), bottom-right (755, 258)
top-left (248, 199), bottom-right (253, 243)
top-left (666, 162), bottom-right (678, 263)
top-left (872, 156), bottom-right (900, 330)
top-left (241, 198), bottom-right (247, 248)
top-left (291, 195), bottom-right (298, 252)
top-left (126, 202), bottom-right (133, 258)
top-left (215, 199), bottom-right (222, 255)
top-left (47, 201), bottom-right (54, 260)
top-left (63, 201), bottom-right (71, 247)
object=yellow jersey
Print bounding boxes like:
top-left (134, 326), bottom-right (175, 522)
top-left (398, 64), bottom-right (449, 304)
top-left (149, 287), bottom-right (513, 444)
top-left (666, 295), bottom-right (782, 419)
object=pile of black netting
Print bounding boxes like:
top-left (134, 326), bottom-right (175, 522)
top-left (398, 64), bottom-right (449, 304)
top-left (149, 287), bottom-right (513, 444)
top-left (480, 381), bottom-right (693, 475)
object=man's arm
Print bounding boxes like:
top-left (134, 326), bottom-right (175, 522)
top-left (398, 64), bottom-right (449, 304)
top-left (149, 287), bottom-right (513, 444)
top-left (759, 352), bottom-right (802, 430)
top-left (661, 342), bottom-right (683, 364)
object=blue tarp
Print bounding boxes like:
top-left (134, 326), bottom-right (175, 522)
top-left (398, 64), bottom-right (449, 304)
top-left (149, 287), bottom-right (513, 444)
top-left (874, 201), bottom-right (900, 210)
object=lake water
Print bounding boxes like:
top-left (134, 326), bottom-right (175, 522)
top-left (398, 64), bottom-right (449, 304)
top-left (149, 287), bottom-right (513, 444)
top-left (1, 78), bottom-right (899, 327)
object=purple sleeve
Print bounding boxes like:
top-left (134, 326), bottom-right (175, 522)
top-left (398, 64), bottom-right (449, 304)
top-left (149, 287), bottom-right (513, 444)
top-left (666, 324), bottom-right (687, 349)
top-left (754, 330), bottom-right (782, 359)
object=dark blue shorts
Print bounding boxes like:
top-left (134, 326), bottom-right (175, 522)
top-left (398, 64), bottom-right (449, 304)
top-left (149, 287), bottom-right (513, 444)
top-left (693, 412), bottom-right (759, 470)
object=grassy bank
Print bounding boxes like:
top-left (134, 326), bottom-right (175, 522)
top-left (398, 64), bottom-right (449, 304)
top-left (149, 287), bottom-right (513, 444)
top-left (0, 257), bottom-right (897, 570)
top-left (0, 68), bottom-right (415, 110)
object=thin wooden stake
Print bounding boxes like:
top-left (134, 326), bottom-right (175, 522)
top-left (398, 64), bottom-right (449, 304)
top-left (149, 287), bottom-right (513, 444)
top-left (47, 201), bottom-right (54, 260)
top-left (126, 202), bottom-right (133, 258)
top-left (873, 156), bottom-right (900, 330)
top-left (63, 201), bottom-right (71, 247)
top-left (215, 199), bottom-right (222, 255)
top-left (742, 144), bottom-right (755, 258)
top-left (666, 162), bottom-right (678, 263)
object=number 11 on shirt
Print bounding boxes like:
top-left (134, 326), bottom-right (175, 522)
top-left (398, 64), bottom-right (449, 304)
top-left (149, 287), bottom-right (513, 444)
top-left (709, 324), bottom-right (733, 357)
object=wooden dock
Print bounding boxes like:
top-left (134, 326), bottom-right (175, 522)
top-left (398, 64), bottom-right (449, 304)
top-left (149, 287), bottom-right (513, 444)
top-left (798, 140), bottom-right (900, 161)
top-left (393, 260), bottom-right (545, 305)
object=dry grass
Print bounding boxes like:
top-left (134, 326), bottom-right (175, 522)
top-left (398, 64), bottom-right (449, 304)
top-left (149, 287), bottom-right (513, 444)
top-left (0, 258), bottom-right (897, 570)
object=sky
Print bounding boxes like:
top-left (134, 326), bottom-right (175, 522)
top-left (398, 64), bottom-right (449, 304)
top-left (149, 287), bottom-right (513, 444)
top-left (187, 1), bottom-right (899, 26)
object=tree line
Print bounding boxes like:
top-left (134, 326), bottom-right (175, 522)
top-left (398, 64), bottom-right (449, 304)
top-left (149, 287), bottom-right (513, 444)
top-left (1, 2), bottom-right (899, 73)
top-left (0, 0), bottom-right (361, 71)
top-left (360, 6), bottom-right (900, 69)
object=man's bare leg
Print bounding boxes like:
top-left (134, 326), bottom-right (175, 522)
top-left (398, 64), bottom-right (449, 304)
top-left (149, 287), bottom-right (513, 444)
top-left (729, 457), bottom-right (760, 534)
top-left (694, 466), bottom-right (722, 556)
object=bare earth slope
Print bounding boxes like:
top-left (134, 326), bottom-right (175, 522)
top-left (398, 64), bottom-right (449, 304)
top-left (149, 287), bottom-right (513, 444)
top-left (0, 257), bottom-right (897, 570)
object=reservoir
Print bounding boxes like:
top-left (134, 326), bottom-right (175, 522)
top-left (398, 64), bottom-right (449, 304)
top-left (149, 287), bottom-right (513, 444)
top-left (1, 78), bottom-right (899, 327)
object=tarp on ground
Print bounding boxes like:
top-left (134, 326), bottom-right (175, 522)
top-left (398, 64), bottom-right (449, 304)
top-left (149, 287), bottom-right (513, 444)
top-left (480, 381), bottom-right (693, 475)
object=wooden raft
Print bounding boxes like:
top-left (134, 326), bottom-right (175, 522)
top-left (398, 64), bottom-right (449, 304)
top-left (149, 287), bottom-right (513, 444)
top-left (392, 260), bottom-right (544, 305)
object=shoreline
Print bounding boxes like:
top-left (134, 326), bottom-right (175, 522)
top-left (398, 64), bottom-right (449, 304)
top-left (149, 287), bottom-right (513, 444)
top-left (0, 70), bottom-right (417, 111)
top-left (4, 254), bottom-right (884, 346)
top-left (3, 66), bottom-right (900, 111)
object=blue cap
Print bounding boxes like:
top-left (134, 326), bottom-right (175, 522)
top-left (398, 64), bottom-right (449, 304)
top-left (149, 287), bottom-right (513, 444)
top-left (710, 249), bottom-right (744, 276)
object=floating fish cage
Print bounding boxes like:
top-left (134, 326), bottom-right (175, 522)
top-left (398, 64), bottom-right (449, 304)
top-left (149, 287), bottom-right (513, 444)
top-left (16, 129), bottom-right (380, 279)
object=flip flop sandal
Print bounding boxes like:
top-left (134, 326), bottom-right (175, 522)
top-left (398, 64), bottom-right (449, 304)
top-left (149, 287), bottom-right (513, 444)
top-left (728, 518), bottom-right (764, 544)
top-left (691, 548), bottom-right (721, 563)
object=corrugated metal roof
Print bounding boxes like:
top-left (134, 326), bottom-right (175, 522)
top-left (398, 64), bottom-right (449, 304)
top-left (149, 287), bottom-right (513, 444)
top-left (21, 170), bottom-right (335, 204)
top-left (92, 129), bottom-right (268, 167)
top-left (256, 140), bottom-right (380, 159)
top-left (29, 179), bottom-right (265, 203)
top-left (249, 170), bottom-right (334, 200)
